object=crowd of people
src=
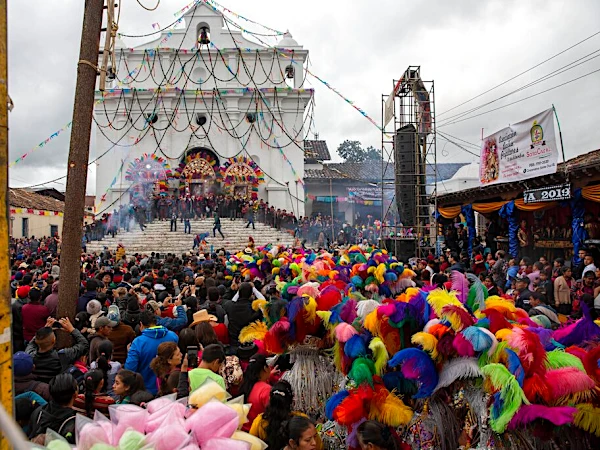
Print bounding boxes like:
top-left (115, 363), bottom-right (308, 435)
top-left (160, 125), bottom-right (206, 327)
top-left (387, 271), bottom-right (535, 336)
top-left (81, 194), bottom-right (302, 243)
top-left (9, 225), bottom-right (600, 449)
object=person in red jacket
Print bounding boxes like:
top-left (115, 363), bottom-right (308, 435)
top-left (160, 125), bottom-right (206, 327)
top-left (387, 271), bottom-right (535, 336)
top-left (22, 286), bottom-right (50, 343)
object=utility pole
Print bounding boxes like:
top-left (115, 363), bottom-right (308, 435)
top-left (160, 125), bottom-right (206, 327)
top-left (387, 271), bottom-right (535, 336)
top-left (0, 0), bottom-right (13, 444)
top-left (57, 0), bottom-right (105, 339)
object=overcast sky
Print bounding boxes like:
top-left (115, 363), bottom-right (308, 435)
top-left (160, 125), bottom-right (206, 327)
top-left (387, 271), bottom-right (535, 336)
top-left (8, 0), bottom-right (600, 194)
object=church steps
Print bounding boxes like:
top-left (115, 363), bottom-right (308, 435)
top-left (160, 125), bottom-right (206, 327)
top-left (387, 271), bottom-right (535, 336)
top-left (85, 219), bottom-right (295, 254)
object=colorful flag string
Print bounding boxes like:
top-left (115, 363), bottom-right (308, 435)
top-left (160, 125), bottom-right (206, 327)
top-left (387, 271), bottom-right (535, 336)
top-left (10, 1), bottom-right (187, 169)
top-left (201, 0), bottom-right (386, 133)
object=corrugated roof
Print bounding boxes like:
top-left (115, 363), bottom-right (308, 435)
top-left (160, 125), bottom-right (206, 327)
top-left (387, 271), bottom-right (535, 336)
top-left (10, 188), bottom-right (65, 212)
top-left (304, 140), bottom-right (331, 162)
top-left (305, 161), bottom-right (467, 183)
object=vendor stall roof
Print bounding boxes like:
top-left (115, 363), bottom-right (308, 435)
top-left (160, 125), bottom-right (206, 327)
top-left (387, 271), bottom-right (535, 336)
top-left (436, 148), bottom-right (600, 206)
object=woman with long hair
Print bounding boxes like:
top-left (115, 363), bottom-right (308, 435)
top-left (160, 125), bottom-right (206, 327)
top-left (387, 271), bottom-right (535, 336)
top-left (178, 328), bottom-right (199, 355)
top-left (91, 340), bottom-right (121, 399)
top-left (195, 321), bottom-right (219, 348)
top-left (73, 370), bottom-right (114, 417)
top-left (239, 354), bottom-right (272, 432)
top-left (283, 416), bottom-right (318, 450)
top-left (149, 341), bottom-right (182, 396)
top-left (250, 381), bottom-right (324, 449)
top-left (112, 369), bottom-right (145, 404)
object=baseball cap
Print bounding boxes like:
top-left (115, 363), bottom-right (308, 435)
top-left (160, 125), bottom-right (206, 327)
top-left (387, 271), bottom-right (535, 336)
top-left (146, 300), bottom-right (160, 313)
top-left (13, 351), bottom-right (34, 377)
top-left (95, 316), bottom-right (115, 328)
top-left (16, 286), bottom-right (30, 299)
top-left (475, 255), bottom-right (484, 262)
top-left (515, 275), bottom-right (529, 283)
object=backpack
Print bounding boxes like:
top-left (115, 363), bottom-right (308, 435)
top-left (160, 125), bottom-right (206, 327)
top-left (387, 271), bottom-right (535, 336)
top-left (62, 364), bottom-right (86, 394)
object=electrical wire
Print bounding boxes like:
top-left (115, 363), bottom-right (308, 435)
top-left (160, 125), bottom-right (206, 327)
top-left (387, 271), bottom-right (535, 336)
top-left (438, 131), bottom-right (481, 150)
top-left (438, 29), bottom-right (600, 117)
top-left (136, 0), bottom-right (160, 12)
top-left (439, 66), bottom-right (600, 128)
top-left (90, 1), bottom-right (315, 206)
top-left (438, 132), bottom-right (480, 158)
top-left (438, 48), bottom-right (600, 125)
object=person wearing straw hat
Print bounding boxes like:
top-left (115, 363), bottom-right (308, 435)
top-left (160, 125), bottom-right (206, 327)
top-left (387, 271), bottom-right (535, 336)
top-left (189, 309), bottom-right (218, 328)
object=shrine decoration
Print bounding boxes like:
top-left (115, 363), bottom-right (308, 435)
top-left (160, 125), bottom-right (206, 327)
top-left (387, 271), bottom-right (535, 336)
top-left (173, 150), bottom-right (219, 180)
top-left (220, 156), bottom-right (265, 199)
top-left (125, 154), bottom-right (171, 191)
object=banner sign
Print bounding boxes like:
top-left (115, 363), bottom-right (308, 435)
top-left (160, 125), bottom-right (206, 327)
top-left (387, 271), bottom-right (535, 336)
top-left (479, 108), bottom-right (558, 185)
top-left (523, 183), bottom-right (571, 204)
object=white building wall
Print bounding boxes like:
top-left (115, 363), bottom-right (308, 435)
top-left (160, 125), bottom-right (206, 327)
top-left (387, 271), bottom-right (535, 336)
top-left (95, 4), bottom-right (309, 217)
top-left (10, 212), bottom-right (63, 239)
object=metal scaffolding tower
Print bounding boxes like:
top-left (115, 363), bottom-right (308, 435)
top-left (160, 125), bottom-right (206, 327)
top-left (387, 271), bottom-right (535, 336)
top-left (381, 66), bottom-right (437, 259)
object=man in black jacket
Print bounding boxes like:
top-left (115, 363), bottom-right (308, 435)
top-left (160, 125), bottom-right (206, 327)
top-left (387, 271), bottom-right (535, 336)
top-left (25, 317), bottom-right (89, 384)
top-left (29, 374), bottom-right (78, 444)
top-left (11, 285), bottom-right (29, 352)
top-left (223, 282), bottom-right (262, 349)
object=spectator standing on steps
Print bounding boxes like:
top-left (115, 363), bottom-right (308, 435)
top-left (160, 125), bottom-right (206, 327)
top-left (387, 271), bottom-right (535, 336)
top-left (184, 210), bottom-right (192, 234)
top-left (245, 202), bottom-right (256, 230)
top-left (213, 211), bottom-right (225, 240)
top-left (170, 209), bottom-right (178, 232)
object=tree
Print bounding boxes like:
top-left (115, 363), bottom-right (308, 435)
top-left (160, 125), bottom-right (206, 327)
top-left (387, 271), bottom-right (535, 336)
top-left (364, 146), bottom-right (381, 161)
top-left (337, 140), bottom-right (381, 162)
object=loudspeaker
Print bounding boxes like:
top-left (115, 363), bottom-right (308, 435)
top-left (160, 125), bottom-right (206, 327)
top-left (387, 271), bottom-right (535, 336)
top-left (395, 125), bottom-right (417, 226)
top-left (379, 237), bottom-right (416, 262)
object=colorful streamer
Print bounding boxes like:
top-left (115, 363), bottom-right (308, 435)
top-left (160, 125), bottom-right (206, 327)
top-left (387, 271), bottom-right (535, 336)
top-left (11, 3), bottom-right (184, 169)
top-left (10, 208), bottom-right (64, 217)
top-left (94, 158), bottom-right (128, 213)
top-left (9, 122), bottom-right (72, 168)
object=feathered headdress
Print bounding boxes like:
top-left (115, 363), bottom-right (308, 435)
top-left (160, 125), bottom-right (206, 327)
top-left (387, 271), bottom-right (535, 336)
top-left (481, 363), bottom-right (530, 433)
top-left (388, 348), bottom-right (438, 398)
top-left (434, 357), bottom-right (482, 392)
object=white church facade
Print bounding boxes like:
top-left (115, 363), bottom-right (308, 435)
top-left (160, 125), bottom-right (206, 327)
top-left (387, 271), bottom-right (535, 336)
top-left (93, 2), bottom-right (311, 216)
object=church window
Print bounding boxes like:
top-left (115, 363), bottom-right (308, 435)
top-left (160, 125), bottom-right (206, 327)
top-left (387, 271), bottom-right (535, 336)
top-left (285, 65), bottom-right (294, 79)
top-left (196, 113), bottom-right (207, 126)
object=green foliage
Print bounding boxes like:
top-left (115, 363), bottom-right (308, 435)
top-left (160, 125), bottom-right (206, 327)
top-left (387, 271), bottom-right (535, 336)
top-left (337, 140), bottom-right (381, 162)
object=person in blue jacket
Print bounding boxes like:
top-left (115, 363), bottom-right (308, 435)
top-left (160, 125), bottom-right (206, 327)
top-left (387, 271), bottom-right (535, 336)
top-left (146, 298), bottom-right (188, 332)
top-left (124, 310), bottom-right (178, 394)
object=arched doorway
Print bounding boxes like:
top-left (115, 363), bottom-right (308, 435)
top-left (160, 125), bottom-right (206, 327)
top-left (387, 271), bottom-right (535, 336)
top-left (221, 155), bottom-right (265, 199)
top-left (174, 148), bottom-right (220, 196)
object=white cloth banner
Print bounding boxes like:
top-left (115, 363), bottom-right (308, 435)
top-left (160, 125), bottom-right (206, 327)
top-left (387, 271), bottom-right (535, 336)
top-left (479, 108), bottom-right (558, 185)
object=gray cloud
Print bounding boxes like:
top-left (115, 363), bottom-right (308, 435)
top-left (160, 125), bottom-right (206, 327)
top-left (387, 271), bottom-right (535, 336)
top-left (8, 0), bottom-right (600, 194)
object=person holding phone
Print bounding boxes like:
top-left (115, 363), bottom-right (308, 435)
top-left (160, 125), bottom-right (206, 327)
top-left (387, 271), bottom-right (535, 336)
top-left (25, 318), bottom-right (90, 384)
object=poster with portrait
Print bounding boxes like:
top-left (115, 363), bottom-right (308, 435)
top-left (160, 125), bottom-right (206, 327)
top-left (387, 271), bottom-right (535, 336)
top-left (479, 108), bottom-right (558, 185)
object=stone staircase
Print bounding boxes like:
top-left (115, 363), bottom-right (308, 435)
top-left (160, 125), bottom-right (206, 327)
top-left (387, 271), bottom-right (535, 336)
top-left (85, 218), bottom-right (295, 254)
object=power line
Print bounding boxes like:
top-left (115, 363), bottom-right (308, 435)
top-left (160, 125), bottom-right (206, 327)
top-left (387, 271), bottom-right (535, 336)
top-left (438, 132), bottom-right (480, 158)
top-left (438, 131), bottom-right (480, 150)
top-left (438, 29), bottom-right (600, 117)
top-left (438, 48), bottom-right (600, 125)
top-left (439, 66), bottom-right (600, 128)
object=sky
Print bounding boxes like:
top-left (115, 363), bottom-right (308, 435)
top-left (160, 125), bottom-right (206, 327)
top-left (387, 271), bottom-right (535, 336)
top-left (7, 0), bottom-right (600, 194)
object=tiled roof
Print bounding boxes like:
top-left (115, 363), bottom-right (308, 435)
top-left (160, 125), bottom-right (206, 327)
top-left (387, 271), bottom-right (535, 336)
top-left (305, 161), bottom-right (467, 183)
top-left (10, 188), bottom-right (65, 212)
top-left (304, 140), bottom-right (331, 162)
